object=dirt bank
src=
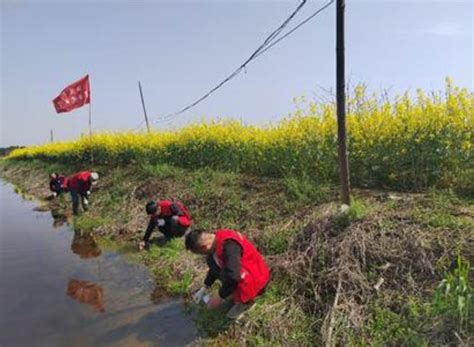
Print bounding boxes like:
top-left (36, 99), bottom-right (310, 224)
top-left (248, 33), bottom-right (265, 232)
top-left (1, 159), bottom-right (472, 346)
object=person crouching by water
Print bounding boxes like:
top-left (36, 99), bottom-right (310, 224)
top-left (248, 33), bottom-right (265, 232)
top-left (185, 229), bottom-right (270, 320)
top-left (138, 199), bottom-right (192, 251)
top-left (49, 173), bottom-right (68, 198)
top-left (67, 171), bottom-right (99, 215)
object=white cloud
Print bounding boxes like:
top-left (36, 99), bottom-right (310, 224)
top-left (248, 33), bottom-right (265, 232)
top-left (420, 22), bottom-right (466, 36)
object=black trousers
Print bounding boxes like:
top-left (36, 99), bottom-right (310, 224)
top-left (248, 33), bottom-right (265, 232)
top-left (70, 189), bottom-right (88, 215)
top-left (158, 218), bottom-right (188, 239)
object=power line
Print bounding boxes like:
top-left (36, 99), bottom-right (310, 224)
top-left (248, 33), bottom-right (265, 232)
top-left (153, 0), bottom-right (313, 124)
top-left (254, 0), bottom-right (334, 59)
top-left (155, 0), bottom-right (335, 124)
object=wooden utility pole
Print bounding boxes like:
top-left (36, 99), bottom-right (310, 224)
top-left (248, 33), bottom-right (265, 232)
top-left (138, 81), bottom-right (151, 133)
top-left (336, 0), bottom-right (350, 205)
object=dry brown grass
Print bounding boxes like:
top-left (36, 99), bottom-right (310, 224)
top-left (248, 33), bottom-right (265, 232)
top-left (1, 160), bottom-right (472, 346)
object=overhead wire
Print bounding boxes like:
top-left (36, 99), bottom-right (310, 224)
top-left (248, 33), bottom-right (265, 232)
top-left (254, 0), bottom-right (334, 59)
top-left (153, 0), bottom-right (312, 123)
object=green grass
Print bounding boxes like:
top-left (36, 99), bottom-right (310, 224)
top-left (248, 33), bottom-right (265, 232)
top-left (73, 214), bottom-right (111, 231)
top-left (168, 271), bottom-right (194, 296)
top-left (138, 239), bottom-right (195, 298)
top-left (411, 197), bottom-right (473, 230)
top-left (259, 230), bottom-right (291, 255)
top-left (346, 199), bottom-right (369, 221)
top-left (355, 256), bottom-right (473, 346)
top-left (244, 284), bottom-right (316, 346)
top-left (423, 211), bottom-right (472, 229)
top-left (1, 158), bottom-right (473, 347)
top-left (334, 198), bottom-right (369, 229)
top-left (432, 255), bottom-right (472, 332)
top-left (141, 162), bottom-right (183, 179)
top-left (145, 238), bottom-right (184, 261)
top-left (284, 174), bottom-right (330, 204)
top-left (192, 302), bottom-right (232, 337)
top-left (358, 303), bottom-right (428, 347)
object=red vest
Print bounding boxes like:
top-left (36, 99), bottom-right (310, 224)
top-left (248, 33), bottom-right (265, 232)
top-left (68, 171), bottom-right (92, 192)
top-left (155, 200), bottom-right (192, 227)
top-left (215, 229), bottom-right (270, 303)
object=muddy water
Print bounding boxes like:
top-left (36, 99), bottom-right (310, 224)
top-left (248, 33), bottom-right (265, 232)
top-left (0, 182), bottom-right (196, 347)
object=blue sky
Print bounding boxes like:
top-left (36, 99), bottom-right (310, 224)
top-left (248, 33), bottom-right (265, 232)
top-left (1, 0), bottom-right (472, 146)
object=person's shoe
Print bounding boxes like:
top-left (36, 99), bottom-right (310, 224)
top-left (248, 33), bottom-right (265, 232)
top-left (226, 302), bottom-right (250, 320)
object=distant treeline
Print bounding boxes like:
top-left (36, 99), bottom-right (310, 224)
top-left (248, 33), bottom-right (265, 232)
top-left (0, 146), bottom-right (24, 157)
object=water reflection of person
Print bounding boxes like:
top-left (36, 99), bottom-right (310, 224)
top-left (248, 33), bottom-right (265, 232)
top-left (51, 209), bottom-right (68, 228)
top-left (67, 279), bottom-right (105, 312)
top-left (71, 231), bottom-right (102, 259)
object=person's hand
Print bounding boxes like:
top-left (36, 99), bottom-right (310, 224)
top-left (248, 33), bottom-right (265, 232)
top-left (86, 190), bottom-right (91, 197)
top-left (138, 241), bottom-right (146, 251)
top-left (207, 295), bottom-right (222, 309)
top-left (192, 286), bottom-right (207, 304)
top-left (157, 219), bottom-right (166, 227)
top-left (171, 215), bottom-right (179, 222)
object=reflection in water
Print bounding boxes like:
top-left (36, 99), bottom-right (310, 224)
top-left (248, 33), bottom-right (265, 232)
top-left (53, 218), bottom-right (67, 228)
top-left (71, 232), bottom-right (102, 259)
top-left (50, 208), bottom-right (70, 228)
top-left (67, 279), bottom-right (105, 312)
top-left (33, 205), bottom-right (50, 212)
top-left (97, 301), bottom-right (196, 346)
top-left (1, 182), bottom-right (197, 346)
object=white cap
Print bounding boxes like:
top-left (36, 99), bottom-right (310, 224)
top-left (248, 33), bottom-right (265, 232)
top-left (90, 172), bottom-right (99, 181)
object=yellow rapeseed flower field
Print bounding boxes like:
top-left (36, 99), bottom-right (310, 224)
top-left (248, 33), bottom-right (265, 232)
top-left (8, 80), bottom-right (473, 190)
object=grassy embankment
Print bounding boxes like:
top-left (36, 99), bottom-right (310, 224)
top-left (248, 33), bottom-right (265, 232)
top-left (2, 159), bottom-right (472, 346)
top-left (1, 81), bottom-right (472, 345)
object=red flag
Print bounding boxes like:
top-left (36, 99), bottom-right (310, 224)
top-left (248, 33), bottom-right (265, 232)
top-left (53, 75), bottom-right (90, 113)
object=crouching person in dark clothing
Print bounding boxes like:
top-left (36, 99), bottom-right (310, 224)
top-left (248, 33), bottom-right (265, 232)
top-left (49, 173), bottom-right (68, 198)
top-left (67, 171), bottom-right (99, 215)
top-left (139, 199), bottom-right (192, 251)
top-left (185, 229), bottom-right (270, 320)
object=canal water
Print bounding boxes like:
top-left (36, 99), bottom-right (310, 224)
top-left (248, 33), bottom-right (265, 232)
top-left (0, 182), bottom-right (197, 346)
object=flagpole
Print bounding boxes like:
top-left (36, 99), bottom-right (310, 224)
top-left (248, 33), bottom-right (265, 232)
top-left (88, 97), bottom-right (92, 137)
top-left (89, 102), bottom-right (94, 163)
top-left (88, 75), bottom-right (93, 163)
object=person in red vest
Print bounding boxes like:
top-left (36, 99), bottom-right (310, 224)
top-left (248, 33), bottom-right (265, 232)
top-left (49, 173), bottom-right (68, 198)
top-left (185, 229), bottom-right (270, 320)
top-left (138, 199), bottom-right (192, 250)
top-left (67, 171), bottom-right (99, 215)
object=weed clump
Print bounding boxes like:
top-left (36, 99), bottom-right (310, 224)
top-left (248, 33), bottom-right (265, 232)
top-left (274, 195), bottom-right (473, 346)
